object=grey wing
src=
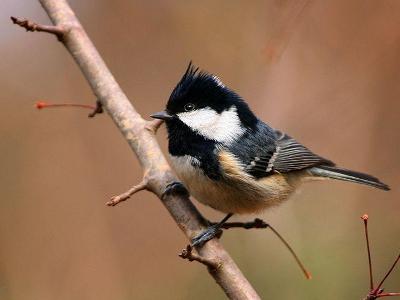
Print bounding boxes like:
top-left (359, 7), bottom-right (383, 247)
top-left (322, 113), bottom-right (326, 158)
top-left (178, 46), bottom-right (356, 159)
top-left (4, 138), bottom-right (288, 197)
top-left (246, 130), bottom-right (334, 178)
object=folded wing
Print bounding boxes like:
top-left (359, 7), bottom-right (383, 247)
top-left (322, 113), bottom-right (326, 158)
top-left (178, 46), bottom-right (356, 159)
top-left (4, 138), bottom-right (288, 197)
top-left (246, 130), bottom-right (333, 178)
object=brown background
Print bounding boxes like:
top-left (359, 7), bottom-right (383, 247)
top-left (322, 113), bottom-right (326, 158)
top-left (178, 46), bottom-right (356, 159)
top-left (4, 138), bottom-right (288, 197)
top-left (1, 1), bottom-right (399, 299)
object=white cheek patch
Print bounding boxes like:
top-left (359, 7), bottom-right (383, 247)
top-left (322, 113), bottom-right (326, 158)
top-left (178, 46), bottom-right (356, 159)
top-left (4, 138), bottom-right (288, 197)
top-left (177, 106), bottom-right (245, 143)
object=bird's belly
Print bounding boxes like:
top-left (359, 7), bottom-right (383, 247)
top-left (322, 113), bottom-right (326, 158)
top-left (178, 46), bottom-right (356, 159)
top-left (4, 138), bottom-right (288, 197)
top-left (170, 155), bottom-right (300, 214)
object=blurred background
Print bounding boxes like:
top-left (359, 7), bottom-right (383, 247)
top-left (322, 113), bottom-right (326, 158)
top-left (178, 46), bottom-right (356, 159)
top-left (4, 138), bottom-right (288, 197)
top-left (1, 1), bottom-right (399, 299)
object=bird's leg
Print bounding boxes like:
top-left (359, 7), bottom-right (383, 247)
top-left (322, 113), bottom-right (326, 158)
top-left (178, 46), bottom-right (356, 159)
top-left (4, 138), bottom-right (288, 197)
top-left (191, 213), bottom-right (233, 247)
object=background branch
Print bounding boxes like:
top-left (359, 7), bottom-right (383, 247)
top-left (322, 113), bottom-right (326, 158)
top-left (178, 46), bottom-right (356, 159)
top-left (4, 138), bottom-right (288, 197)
top-left (13, 0), bottom-right (261, 299)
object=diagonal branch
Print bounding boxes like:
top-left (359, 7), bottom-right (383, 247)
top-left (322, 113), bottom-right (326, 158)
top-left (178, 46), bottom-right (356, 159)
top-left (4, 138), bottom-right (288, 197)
top-left (12, 1), bottom-right (261, 299)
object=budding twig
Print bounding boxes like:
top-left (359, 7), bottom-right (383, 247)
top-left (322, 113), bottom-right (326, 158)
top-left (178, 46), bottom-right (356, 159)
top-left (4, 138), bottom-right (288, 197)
top-left (361, 214), bottom-right (400, 300)
top-left (36, 101), bottom-right (96, 110)
top-left (179, 245), bottom-right (221, 270)
top-left (11, 16), bottom-right (66, 40)
top-left (107, 180), bottom-right (148, 206)
top-left (362, 214), bottom-right (374, 290)
top-left (35, 100), bottom-right (103, 118)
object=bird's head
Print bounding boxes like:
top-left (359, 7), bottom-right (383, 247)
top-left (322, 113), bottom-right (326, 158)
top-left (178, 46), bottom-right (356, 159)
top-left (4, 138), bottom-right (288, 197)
top-left (151, 62), bottom-right (258, 144)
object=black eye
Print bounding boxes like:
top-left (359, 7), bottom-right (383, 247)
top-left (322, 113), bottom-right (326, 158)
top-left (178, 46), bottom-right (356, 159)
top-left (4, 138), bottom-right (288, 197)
top-left (184, 103), bottom-right (195, 112)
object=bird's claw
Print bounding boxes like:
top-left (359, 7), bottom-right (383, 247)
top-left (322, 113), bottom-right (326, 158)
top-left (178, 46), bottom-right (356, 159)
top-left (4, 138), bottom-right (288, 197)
top-left (191, 224), bottom-right (223, 247)
top-left (163, 181), bottom-right (189, 197)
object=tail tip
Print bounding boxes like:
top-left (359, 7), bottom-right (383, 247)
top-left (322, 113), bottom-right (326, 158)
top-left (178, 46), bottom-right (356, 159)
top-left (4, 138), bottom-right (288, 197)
top-left (379, 183), bottom-right (390, 191)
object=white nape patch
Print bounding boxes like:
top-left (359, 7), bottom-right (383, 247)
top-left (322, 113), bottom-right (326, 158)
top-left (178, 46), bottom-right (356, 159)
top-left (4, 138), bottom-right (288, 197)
top-left (177, 106), bottom-right (245, 143)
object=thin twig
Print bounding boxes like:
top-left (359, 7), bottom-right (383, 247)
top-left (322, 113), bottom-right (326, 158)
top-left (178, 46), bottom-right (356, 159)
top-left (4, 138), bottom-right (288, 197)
top-left (361, 214), bottom-right (400, 300)
top-left (107, 180), bottom-right (148, 206)
top-left (35, 101), bottom-right (96, 110)
top-left (34, 99), bottom-right (103, 117)
top-left (377, 293), bottom-right (400, 298)
top-left (179, 245), bottom-right (221, 270)
top-left (268, 224), bottom-right (312, 279)
top-left (362, 214), bottom-right (374, 290)
top-left (375, 254), bottom-right (400, 292)
top-left (218, 218), bottom-right (311, 279)
top-left (11, 16), bottom-right (65, 40)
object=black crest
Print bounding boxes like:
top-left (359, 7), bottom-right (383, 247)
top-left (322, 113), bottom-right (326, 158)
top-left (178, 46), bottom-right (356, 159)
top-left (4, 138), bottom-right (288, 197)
top-left (168, 61), bottom-right (200, 104)
top-left (166, 62), bottom-right (258, 129)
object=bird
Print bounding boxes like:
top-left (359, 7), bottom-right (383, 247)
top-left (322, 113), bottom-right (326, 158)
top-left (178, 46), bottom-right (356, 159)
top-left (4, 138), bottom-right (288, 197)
top-left (151, 62), bottom-right (390, 246)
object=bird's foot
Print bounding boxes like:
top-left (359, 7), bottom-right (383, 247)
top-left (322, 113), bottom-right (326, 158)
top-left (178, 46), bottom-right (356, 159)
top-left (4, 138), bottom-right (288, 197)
top-left (191, 224), bottom-right (224, 247)
top-left (163, 181), bottom-right (189, 197)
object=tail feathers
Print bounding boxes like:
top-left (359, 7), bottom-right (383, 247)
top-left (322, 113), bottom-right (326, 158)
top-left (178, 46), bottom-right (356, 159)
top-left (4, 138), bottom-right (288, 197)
top-left (309, 165), bottom-right (390, 191)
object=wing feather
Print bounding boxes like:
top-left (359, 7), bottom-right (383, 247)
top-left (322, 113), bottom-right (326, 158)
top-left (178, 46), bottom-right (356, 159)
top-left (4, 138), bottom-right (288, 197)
top-left (246, 130), bottom-right (333, 177)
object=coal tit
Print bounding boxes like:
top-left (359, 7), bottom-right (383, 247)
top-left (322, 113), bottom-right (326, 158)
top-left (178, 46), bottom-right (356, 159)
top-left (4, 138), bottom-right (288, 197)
top-left (151, 63), bottom-right (389, 246)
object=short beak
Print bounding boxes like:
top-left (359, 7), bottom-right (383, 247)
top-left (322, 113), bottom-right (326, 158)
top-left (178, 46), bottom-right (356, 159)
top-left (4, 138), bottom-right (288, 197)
top-left (150, 110), bottom-right (174, 121)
